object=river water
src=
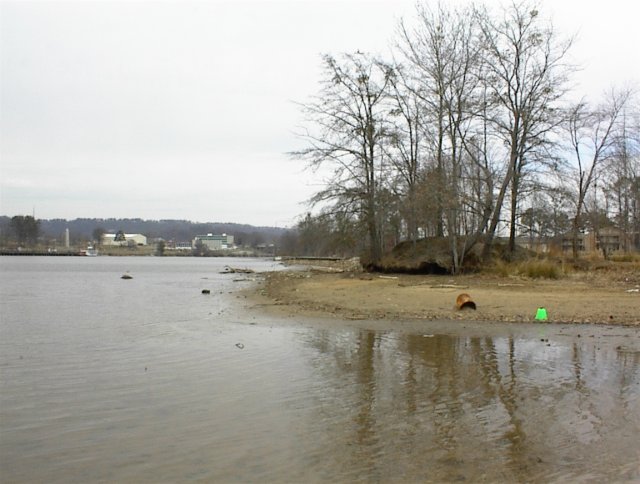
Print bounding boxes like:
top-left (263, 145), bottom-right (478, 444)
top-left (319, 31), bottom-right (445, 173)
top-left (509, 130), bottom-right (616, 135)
top-left (1, 256), bottom-right (638, 483)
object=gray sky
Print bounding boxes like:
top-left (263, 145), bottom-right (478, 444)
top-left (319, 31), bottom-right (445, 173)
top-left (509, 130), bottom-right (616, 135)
top-left (1, 0), bottom-right (638, 227)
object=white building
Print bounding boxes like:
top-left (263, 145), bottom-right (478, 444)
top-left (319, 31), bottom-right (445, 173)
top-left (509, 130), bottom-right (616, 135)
top-left (102, 233), bottom-right (148, 246)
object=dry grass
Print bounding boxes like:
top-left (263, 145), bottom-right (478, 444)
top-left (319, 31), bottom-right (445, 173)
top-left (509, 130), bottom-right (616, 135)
top-left (519, 260), bottom-right (563, 279)
top-left (489, 259), bottom-right (565, 279)
top-left (609, 252), bottom-right (640, 263)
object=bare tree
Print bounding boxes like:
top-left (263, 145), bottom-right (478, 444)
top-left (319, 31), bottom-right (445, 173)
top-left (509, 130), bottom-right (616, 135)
top-left (565, 87), bottom-right (633, 258)
top-left (605, 108), bottom-right (640, 251)
top-left (436, 7), bottom-right (485, 272)
top-left (293, 53), bottom-right (394, 265)
top-left (397, 3), bottom-right (487, 272)
top-left (385, 62), bottom-right (424, 247)
top-left (477, 1), bottom-right (573, 260)
top-left (397, 3), bottom-right (452, 237)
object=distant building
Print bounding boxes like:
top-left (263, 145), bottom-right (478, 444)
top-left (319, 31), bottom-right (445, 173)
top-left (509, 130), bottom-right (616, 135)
top-left (102, 233), bottom-right (148, 246)
top-left (560, 227), bottom-right (633, 254)
top-left (595, 227), bottom-right (622, 253)
top-left (193, 233), bottom-right (235, 250)
top-left (561, 233), bottom-right (587, 253)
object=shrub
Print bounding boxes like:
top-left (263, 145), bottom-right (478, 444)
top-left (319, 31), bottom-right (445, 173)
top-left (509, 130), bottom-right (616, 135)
top-left (489, 259), bottom-right (513, 277)
top-left (518, 260), bottom-right (561, 279)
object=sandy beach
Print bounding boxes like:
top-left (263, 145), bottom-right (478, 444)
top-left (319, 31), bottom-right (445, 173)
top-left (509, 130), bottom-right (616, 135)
top-left (251, 262), bottom-right (640, 326)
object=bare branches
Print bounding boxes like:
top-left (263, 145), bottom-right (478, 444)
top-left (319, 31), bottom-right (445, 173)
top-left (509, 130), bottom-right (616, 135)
top-left (292, 53), bottom-right (393, 264)
top-left (563, 87), bottom-right (635, 257)
top-left (292, 1), bottom-right (638, 263)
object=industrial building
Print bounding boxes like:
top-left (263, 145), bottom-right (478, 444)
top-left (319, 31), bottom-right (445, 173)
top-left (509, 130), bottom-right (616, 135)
top-left (192, 233), bottom-right (235, 250)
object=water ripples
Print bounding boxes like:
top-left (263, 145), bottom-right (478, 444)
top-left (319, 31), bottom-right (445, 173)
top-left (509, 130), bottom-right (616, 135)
top-left (1, 257), bottom-right (639, 482)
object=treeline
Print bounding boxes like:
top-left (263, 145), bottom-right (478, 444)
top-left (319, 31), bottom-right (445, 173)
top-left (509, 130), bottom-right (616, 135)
top-left (0, 216), bottom-right (288, 248)
top-left (292, 1), bottom-right (639, 270)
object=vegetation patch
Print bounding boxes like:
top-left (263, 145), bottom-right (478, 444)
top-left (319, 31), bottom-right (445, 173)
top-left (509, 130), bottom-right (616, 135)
top-left (489, 259), bottom-right (564, 279)
top-left (517, 260), bottom-right (562, 279)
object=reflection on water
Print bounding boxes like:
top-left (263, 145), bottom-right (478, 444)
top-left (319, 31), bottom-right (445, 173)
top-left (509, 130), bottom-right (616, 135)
top-left (1, 257), bottom-right (639, 482)
top-left (296, 330), bottom-right (640, 483)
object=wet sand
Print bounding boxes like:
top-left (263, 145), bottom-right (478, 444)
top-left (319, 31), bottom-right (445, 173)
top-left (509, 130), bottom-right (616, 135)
top-left (248, 266), bottom-right (640, 326)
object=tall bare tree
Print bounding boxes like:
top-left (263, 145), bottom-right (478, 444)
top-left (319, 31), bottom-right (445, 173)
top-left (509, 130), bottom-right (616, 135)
top-left (437, 7), bottom-right (485, 272)
top-left (397, 3), bottom-right (452, 237)
top-left (397, 3), bottom-right (487, 272)
top-left (565, 87), bottom-right (633, 258)
top-left (606, 108), bottom-right (640, 251)
top-left (477, 1), bottom-right (573, 259)
top-left (293, 53), bottom-right (394, 265)
top-left (385, 63), bottom-right (424, 247)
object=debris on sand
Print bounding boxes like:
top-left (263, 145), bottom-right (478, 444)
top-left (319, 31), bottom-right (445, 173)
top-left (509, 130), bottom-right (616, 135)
top-left (121, 274), bottom-right (133, 280)
top-left (456, 293), bottom-right (477, 310)
top-left (220, 266), bottom-right (255, 274)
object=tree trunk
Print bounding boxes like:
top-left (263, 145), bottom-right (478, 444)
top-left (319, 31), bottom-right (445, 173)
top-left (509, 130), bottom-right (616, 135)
top-left (571, 208), bottom-right (581, 259)
top-left (482, 155), bottom-right (515, 262)
top-left (508, 173), bottom-right (519, 257)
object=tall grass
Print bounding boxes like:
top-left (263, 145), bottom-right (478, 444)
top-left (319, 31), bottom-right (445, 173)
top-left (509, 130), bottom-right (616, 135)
top-left (518, 260), bottom-right (562, 279)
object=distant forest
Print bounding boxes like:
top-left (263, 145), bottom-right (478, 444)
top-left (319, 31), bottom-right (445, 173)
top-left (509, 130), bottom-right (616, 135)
top-left (0, 216), bottom-right (289, 247)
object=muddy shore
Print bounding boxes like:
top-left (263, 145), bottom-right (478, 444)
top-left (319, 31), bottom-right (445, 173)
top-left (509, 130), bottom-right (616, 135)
top-left (248, 263), bottom-right (640, 326)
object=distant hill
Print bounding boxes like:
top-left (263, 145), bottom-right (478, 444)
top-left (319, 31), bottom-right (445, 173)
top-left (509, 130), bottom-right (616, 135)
top-left (0, 216), bottom-right (290, 246)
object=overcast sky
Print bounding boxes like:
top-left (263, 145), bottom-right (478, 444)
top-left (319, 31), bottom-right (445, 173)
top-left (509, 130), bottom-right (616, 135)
top-left (1, 0), bottom-right (638, 227)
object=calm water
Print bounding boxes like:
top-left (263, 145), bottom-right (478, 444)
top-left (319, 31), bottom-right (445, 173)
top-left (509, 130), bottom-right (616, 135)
top-left (1, 256), bottom-right (639, 483)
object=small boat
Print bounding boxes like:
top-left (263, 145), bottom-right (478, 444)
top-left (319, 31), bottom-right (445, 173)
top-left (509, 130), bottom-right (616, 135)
top-left (85, 246), bottom-right (98, 257)
top-left (80, 246), bottom-right (98, 256)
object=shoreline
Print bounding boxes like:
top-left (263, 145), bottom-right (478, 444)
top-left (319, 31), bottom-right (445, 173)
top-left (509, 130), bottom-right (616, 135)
top-left (247, 267), bottom-right (640, 327)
